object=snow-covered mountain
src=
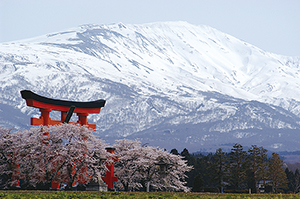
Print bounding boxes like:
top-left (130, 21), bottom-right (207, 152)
top-left (1, 21), bottom-right (300, 152)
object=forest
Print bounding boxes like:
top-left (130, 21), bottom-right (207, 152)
top-left (173, 144), bottom-right (299, 193)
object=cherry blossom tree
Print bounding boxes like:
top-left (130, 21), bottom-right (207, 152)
top-left (0, 127), bottom-right (12, 188)
top-left (114, 139), bottom-right (192, 192)
top-left (0, 127), bottom-right (23, 189)
top-left (152, 148), bottom-right (193, 192)
top-left (112, 139), bottom-right (141, 191)
top-left (1, 124), bottom-right (107, 190)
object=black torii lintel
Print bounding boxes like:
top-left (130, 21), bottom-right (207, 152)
top-left (21, 90), bottom-right (106, 109)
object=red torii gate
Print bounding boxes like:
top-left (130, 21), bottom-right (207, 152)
top-left (20, 90), bottom-right (106, 128)
top-left (20, 90), bottom-right (118, 190)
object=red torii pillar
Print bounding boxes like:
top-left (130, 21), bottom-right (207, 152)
top-left (102, 147), bottom-right (118, 191)
top-left (20, 90), bottom-right (107, 189)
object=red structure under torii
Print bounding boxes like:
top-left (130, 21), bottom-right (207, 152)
top-left (20, 90), bottom-right (118, 190)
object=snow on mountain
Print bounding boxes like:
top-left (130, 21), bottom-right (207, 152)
top-left (0, 21), bottom-right (300, 152)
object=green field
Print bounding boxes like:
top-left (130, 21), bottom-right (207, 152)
top-left (0, 191), bottom-right (299, 199)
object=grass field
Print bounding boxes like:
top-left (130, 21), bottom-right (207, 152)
top-left (0, 191), bottom-right (300, 199)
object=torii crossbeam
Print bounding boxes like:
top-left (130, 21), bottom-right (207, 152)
top-left (20, 90), bottom-right (106, 130)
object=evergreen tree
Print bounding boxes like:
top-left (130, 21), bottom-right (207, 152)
top-left (285, 168), bottom-right (294, 193)
top-left (285, 168), bottom-right (300, 193)
top-left (181, 148), bottom-right (191, 159)
top-left (294, 169), bottom-right (300, 193)
top-left (170, 148), bottom-right (179, 155)
top-left (227, 143), bottom-right (247, 190)
top-left (180, 148), bottom-right (197, 188)
top-left (192, 173), bottom-right (204, 192)
top-left (247, 145), bottom-right (268, 193)
top-left (268, 153), bottom-right (288, 193)
top-left (209, 148), bottom-right (227, 192)
top-left (195, 153), bottom-right (214, 188)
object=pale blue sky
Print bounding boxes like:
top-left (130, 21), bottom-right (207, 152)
top-left (0, 0), bottom-right (299, 56)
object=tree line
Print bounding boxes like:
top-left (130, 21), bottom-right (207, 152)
top-left (171, 143), bottom-right (295, 193)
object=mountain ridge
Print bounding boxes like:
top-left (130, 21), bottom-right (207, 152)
top-left (1, 21), bottom-right (300, 152)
